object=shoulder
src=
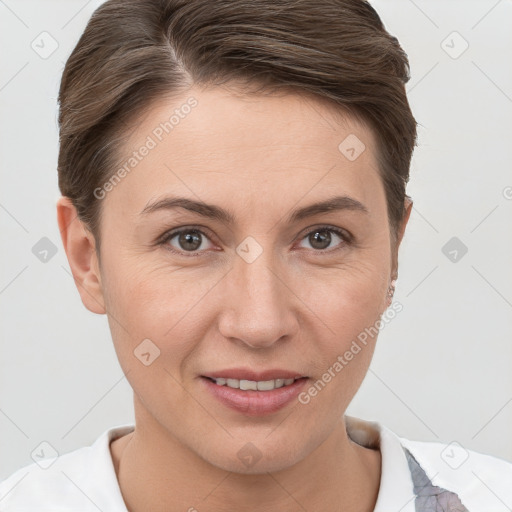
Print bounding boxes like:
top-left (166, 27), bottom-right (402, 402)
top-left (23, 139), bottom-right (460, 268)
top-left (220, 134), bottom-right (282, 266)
top-left (0, 444), bottom-right (93, 509)
top-left (0, 424), bottom-right (133, 511)
top-left (399, 436), bottom-right (512, 509)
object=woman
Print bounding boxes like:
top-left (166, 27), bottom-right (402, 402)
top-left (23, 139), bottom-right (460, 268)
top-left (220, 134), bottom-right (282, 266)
top-left (1, 0), bottom-right (511, 510)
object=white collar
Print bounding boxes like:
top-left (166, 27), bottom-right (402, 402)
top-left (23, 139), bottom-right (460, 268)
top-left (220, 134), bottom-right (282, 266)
top-left (345, 415), bottom-right (416, 511)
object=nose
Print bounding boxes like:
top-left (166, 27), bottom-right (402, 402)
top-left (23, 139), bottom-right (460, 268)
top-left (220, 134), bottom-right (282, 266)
top-left (217, 247), bottom-right (299, 349)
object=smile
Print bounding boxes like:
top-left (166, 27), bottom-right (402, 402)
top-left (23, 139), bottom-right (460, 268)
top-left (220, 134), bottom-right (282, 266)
top-left (206, 376), bottom-right (302, 391)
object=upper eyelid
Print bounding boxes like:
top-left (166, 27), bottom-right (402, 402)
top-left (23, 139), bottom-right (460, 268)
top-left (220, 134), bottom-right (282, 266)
top-left (158, 225), bottom-right (216, 244)
top-left (296, 224), bottom-right (351, 244)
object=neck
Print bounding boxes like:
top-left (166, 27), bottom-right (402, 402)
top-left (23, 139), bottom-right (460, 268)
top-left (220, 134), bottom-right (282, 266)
top-left (111, 402), bottom-right (381, 512)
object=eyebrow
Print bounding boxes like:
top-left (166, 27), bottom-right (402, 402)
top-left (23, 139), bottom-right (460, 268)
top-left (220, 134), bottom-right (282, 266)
top-left (140, 194), bottom-right (369, 224)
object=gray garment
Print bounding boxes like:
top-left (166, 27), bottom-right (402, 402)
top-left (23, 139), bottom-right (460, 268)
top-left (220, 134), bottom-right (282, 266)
top-left (403, 447), bottom-right (470, 512)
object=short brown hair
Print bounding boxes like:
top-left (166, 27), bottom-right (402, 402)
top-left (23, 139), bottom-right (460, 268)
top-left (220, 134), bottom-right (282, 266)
top-left (58, 0), bottom-right (418, 252)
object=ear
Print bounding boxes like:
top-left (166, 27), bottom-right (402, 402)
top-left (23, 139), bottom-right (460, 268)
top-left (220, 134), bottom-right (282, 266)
top-left (391, 196), bottom-right (413, 277)
top-left (397, 196), bottom-right (413, 247)
top-left (56, 196), bottom-right (106, 314)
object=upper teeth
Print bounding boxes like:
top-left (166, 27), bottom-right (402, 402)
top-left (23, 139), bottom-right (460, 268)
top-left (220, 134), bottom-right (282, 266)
top-left (212, 377), bottom-right (301, 391)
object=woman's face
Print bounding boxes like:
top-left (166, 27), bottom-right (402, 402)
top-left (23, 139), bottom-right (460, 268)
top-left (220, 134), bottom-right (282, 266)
top-left (87, 84), bottom-right (407, 473)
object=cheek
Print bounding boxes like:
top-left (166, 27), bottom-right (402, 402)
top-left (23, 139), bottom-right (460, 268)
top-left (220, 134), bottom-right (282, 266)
top-left (101, 259), bottom-right (220, 363)
top-left (298, 258), bottom-right (388, 389)
top-left (302, 256), bottom-right (389, 327)
top-left (296, 276), bottom-right (384, 419)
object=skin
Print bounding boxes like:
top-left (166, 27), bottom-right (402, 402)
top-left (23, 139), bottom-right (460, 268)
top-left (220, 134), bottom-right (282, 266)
top-left (57, 83), bottom-right (412, 512)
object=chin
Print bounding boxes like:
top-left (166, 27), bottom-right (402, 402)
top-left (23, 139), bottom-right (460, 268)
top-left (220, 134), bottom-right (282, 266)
top-left (197, 435), bottom-right (312, 475)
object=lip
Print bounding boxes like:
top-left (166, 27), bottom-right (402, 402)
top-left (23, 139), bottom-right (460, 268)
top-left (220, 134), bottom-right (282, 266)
top-left (200, 375), bottom-right (309, 416)
top-left (202, 368), bottom-right (305, 381)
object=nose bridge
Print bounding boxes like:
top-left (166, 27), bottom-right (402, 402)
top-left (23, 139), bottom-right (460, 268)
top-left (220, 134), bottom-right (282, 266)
top-left (218, 237), bottom-right (297, 348)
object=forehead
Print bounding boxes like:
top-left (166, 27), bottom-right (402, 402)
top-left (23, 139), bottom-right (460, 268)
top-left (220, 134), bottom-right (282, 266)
top-left (105, 84), bottom-right (383, 219)
top-left (132, 84), bottom-right (375, 154)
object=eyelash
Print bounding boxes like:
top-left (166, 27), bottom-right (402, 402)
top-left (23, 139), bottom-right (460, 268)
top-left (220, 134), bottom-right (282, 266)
top-left (157, 224), bottom-right (352, 257)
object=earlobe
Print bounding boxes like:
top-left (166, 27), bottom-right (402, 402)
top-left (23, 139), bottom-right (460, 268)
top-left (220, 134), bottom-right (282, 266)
top-left (56, 196), bottom-right (106, 315)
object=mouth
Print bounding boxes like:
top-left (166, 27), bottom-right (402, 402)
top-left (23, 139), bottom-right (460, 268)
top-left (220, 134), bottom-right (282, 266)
top-left (199, 370), bottom-right (309, 416)
top-left (202, 376), bottom-right (304, 391)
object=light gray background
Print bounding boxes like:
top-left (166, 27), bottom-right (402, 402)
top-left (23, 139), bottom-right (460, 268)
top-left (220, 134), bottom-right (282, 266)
top-left (1, 0), bottom-right (511, 480)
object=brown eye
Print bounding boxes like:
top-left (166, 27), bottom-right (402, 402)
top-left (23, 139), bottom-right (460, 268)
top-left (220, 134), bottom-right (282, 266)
top-left (161, 228), bottom-right (214, 255)
top-left (309, 229), bottom-right (332, 250)
top-left (298, 226), bottom-right (349, 252)
top-left (177, 230), bottom-right (203, 251)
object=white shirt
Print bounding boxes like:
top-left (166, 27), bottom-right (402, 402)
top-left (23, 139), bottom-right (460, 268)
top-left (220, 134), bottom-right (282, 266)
top-left (1, 415), bottom-right (511, 511)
